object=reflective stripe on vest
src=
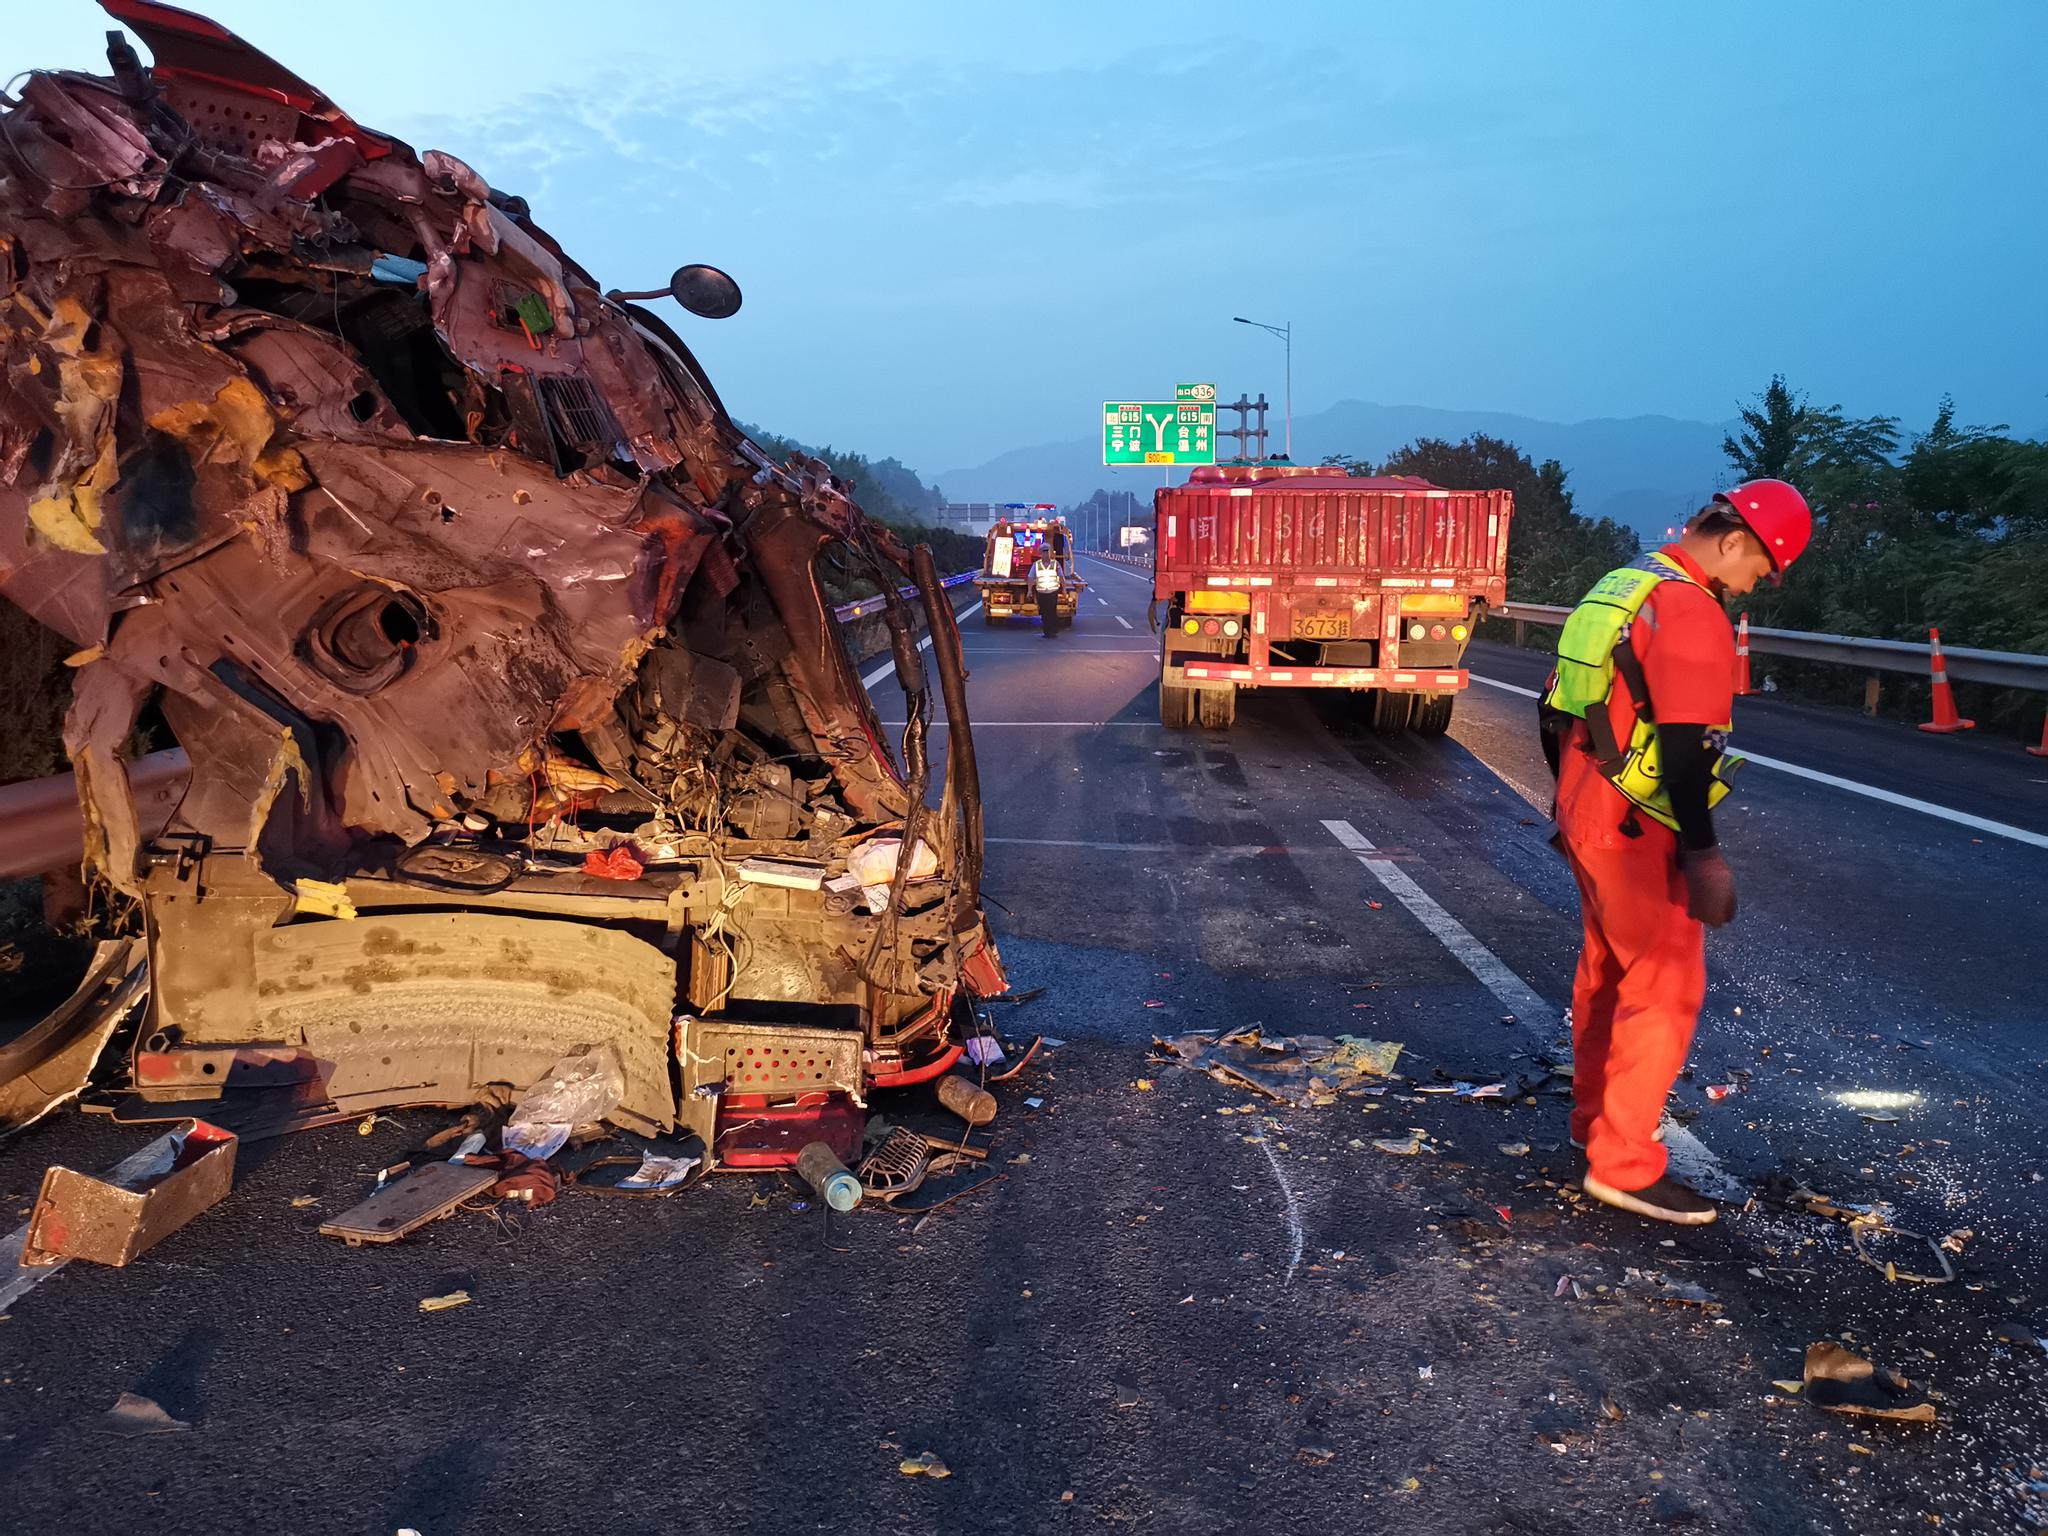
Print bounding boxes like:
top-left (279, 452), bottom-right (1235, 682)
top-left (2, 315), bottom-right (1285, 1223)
top-left (1543, 553), bottom-right (1738, 832)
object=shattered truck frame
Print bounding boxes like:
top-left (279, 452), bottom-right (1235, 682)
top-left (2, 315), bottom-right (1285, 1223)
top-left (0, 1), bottom-right (1003, 1168)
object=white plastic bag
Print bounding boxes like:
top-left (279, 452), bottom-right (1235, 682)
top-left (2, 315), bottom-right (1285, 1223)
top-left (505, 1044), bottom-right (625, 1161)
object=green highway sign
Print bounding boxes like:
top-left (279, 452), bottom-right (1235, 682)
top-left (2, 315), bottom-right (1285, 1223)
top-left (1175, 382), bottom-right (1217, 403)
top-left (1103, 399), bottom-right (1217, 465)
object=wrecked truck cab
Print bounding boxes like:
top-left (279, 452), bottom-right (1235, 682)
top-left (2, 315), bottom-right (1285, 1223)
top-left (0, 0), bottom-right (1004, 1165)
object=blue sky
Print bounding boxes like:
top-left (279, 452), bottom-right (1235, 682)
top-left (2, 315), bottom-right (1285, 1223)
top-left (15, 1), bottom-right (2047, 475)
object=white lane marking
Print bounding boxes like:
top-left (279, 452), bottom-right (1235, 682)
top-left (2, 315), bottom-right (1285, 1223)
top-left (1320, 818), bottom-right (1558, 1033)
top-left (1321, 815), bottom-right (1738, 1196)
top-left (1660, 1122), bottom-right (1744, 1200)
top-left (1096, 597), bottom-right (1111, 607)
top-left (861, 601), bottom-right (984, 690)
top-left (1115, 615), bottom-right (1134, 630)
top-left (1733, 748), bottom-right (2048, 851)
top-left (1467, 673), bottom-right (2048, 851)
top-left (0, 1128), bottom-right (191, 1313)
top-left (1254, 1136), bottom-right (1306, 1284)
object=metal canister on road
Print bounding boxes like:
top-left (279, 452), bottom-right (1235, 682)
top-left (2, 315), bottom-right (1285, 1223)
top-left (936, 1073), bottom-right (997, 1127)
top-left (796, 1142), bottom-right (862, 1211)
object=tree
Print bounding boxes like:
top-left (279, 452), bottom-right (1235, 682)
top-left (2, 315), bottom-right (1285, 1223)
top-left (1362, 433), bottom-right (1639, 603)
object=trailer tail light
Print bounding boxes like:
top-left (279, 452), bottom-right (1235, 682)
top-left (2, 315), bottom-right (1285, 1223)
top-left (1429, 622), bottom-right (1447, 641)
top-left (1221, 619), bottom-right (1241, 639)
top-left (1451, 623), bottom-right (1469, 641)
top-left (1408, 622), bottom-right (1428, 640)
top-left (1181, 618), bottom-right (1201, 636)
top-left (1202, 618), bottom-right (1222, 637)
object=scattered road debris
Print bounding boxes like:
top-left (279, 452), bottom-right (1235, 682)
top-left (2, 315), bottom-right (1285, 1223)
top-left (1372, 1133), bottom-right (1434, 1156)
top-left (1802, 1342), bottom-right (1937, 1422)
top-left (899, 1451), bottom-right (953, 1478)
top-left (22, 1121), bottom-right (236, 1268)
top-left (1499, 1142), bottom-right (1532, 1157)
top-left (504, 1046), bottom-right (626, 1162)
top-left (100, 1392), bottom-right (191, 1438)
top-left (1851, 1224), bottom-right (1956, 1285)
top-left (419, 1291), bottom-right (473, 1313)
top-left (319, 1161), bottom-right (497, 1246)
top-left (935, 1074), bottom-right (998, 1127)
top-left (1153, 1027), bottom-right (1402, 1107)
top-left (796, 1142), bottom-right (862, 1211)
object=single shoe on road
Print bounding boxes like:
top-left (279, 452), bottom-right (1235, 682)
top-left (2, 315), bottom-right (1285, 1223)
top-left (1582, 1172), bottom-right (1717, 1225)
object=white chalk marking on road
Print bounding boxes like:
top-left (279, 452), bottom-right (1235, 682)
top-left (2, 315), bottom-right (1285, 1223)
top-left (1467, 673), bottom-right (2048, 851)
top-left (0, 1129), bottom-right (190, 1313)
top-left (860, 601), bottom-right (984, 689)
top-left (1254, 1136), bottom-right (1306, 1284)
top-left (1320, 818), bottom-right (1558, 1033)
top-left (1115, 615), bottom-right (1134, 629)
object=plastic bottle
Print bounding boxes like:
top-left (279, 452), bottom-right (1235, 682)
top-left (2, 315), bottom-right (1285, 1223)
top-left (935, 1073), bottom-right (998, 1127)
top-left (796, 1142), bottom-right (861, 1212)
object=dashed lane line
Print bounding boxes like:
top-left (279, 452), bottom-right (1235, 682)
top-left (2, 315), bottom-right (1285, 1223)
top-left (1466, 673), bottom-right (2048, 851)
top-left (859, 601), bottom-right (983, 690)
top-left (1115, 615), bottom-right (1134, 629)
top-left (1320, 816), bottom-right (1741, 1199)
top-left (1320, 817), bottom-right (1558, 1033)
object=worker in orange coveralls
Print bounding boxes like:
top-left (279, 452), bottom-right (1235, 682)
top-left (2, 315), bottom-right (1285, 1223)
top-left (1541, 479), bottom-right (1812, 1224)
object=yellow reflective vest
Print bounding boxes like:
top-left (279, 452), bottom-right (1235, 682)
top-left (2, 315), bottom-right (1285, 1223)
top-left (1543, 553), bottom-right (1742, 832)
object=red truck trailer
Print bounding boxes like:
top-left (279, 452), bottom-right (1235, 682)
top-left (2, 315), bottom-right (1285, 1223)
top-left (1152, 465), bottom-right (1513, 730)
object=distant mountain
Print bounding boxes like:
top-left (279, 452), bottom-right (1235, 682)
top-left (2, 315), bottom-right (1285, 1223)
top-left (937, 400), bottom-right (1741, 539)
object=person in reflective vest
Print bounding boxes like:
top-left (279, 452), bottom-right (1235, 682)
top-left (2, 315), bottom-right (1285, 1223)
top-left (1033, 549), bottom-right (1065, 637)
top-left (1541, 479), bottom-right (1811, 1225)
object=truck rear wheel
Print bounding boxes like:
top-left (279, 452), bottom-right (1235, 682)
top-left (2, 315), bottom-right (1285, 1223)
top-left (1198, 684), bottom-right (1237, 729)
top-left (1370, 690), bottom-right (1412, 733)
top-left (982, 608), bottom-right (998, 626)
top-left (1412, 694), bottom-right (1454, 736)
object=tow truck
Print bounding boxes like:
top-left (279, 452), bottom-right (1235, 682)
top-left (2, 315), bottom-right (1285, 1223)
top-left (976, 508), bottom-right (1085, 625)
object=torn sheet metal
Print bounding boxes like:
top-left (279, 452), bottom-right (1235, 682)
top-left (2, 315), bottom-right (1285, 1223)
top-left (0, 4), bottom-right (1005, 1159)
top-left (0, 937), bottom-right (146, 1137)
top-left (20, 1119), bottom-right (236, 1267)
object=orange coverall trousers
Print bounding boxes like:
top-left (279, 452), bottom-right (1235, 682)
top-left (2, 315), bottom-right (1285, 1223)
top-left (1559, 820), bottom-right (1706, 1190)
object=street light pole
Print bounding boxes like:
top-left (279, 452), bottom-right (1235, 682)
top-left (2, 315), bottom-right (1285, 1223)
top-left (1233, 316), bottom-right (1292, 460)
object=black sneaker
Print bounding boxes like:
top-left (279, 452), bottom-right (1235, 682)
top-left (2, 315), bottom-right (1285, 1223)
top-left (1581, 1173), bottom-right (1717, 1225)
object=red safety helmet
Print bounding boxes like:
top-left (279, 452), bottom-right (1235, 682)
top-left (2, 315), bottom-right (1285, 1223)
top-left (1713, 478), bottom-right (1811, 580)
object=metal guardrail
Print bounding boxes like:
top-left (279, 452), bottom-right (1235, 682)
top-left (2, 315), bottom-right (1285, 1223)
top-left (1494, 602), bottom-right (2048, 694)
top-left (0, 748), bottom-right (189, 882)
top-left (831, 569), bottom-right (978, 623)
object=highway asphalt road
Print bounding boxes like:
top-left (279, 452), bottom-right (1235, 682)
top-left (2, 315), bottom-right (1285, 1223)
top-left (1, 550), bottom-right (2043, 1535)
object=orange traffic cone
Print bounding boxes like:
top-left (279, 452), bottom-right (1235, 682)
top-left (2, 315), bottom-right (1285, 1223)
top-left (1733, 613), bottom-right (1753, 697)
top-left (2028, 713), bottom-right (2048, 758)
top-left (1918, 627), bottom-right (1975, 734)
